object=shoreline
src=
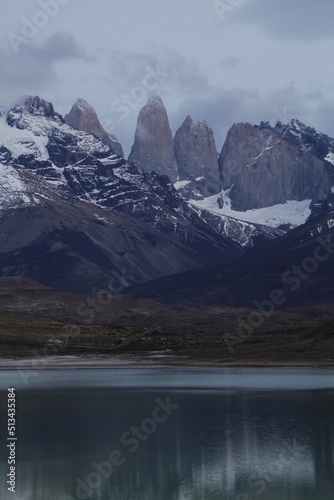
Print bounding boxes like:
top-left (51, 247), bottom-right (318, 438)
top-left (1, 353), bottom-right (334, 370)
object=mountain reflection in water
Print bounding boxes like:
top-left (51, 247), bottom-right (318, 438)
top-left (0, 367), bottom-right (333, 499)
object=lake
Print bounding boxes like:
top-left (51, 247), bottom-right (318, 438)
top-left (0, 363), bottom-right (334, 499)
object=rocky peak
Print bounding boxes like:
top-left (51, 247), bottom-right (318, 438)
top-left (6, 95), bottom-right (63, 133)
top-left (219, 121), bottom-right (332, 211)
top-left (219, 122), bottom-right (267, 191)
top-left (147, 95), bottom-right (165, 108)
top-left (273, 119), bottom-right (334, 160)
top-left (65, 98), bottom-right (124, 157)
top-left (22, 95), bottom-right (55, 117)
top-left (128, 95), bottom-right (177, 182)
top-left (174, 115), bottom-right (219, 199)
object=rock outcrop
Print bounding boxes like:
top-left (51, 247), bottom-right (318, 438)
top-left (128, 96), bottom-right (177, 182)
top-left (219, 121), bottom-right (332, 211)
top-left (21, 95), bottom-right (55, 118)
top-left (65, 98), bottom-right (124, 157)
top-left (174, 115), bottom-right (219, 199)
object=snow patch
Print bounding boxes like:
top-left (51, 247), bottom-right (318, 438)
top-left (190, 190), bottom-right (312, 229)
top-left (174, 180), bottom-right (191, 190)
top-left (52, 164), bottom-right (67, 184)
top-left (0, 115), bottom-right (48, 159)
top-left (325, 152), bottom-right (334, 166)
top-left (248, 136), bottom-right (274, 164)
top-left (94, 214), bottom-right (109, 224)
top-left (328, 219), bottom-right (334, 229)
top-left (0, 164), bottom-right (32, 210)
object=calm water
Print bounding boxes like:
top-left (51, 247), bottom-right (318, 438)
top-left (0, 365), bottom-right (334, 499)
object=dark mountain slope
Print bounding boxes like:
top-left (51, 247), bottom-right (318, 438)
top-left (126, 212), bottom-right (334, 309)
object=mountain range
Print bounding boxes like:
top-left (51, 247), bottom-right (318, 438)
top-left (0, 95), bottom-right (243, 293)
top-left (0, 94), bottom-right (333, 310)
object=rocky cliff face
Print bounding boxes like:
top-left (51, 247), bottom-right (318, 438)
top-left (65, 98), bottom-right (124, 157)
top-left (128, 96), bottom-right (177, 182)
top-left (219, 121), bottom-right (332, 211)
top-left (174, 115), bottom-right (219, 199)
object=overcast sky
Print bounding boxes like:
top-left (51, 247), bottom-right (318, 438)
top-left (1, 0), bottom-right (334, 155)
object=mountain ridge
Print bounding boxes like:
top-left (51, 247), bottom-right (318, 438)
top-left (1, 93), bottom-right (333, 295)
top-left (0, 95), bottom-right (243, 292)
top-left (127, 96), bottom-right (334, 238)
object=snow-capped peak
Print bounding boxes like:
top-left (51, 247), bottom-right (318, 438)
top-left (20, 95), bottom-right (55, 117)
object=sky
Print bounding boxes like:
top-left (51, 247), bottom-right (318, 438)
top-left (1, 0), bottom-right (334, 156)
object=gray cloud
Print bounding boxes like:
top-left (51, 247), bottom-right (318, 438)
top-left (234, 0), bottom-right (334, 40)
top-left (27, 32), bottom-right (93, 63)
top-left (220, 56), bottom-right (240, 69)
top-left (1, 1), bottom-right (333, 161)
top-left (102, 47), bottom-right (208, 100)
top-left (0, 32), bottom-right (92, 106)
top-left (96, 43), bottom-right (334, 156)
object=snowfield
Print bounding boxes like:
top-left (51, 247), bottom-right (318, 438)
top-left (0, 115), bottom-right (49, 160)
top-left (174, 180), bottom-right (191, 190)
top-left (190, 190), bottom-right (312, 229)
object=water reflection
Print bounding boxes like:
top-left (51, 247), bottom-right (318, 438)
top-left (0, 370), bottom-right (333, 499)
